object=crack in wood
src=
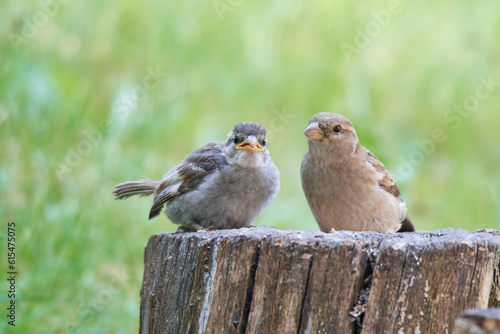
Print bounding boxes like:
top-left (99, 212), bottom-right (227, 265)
top-left (240, 242), bottom-right (261, 334)
top-left (350, 247), bottom-right (377, 334)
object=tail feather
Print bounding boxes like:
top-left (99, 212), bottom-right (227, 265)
top-left (397, 216), bottom-right (415, 232)
top-left (113, 180), bottom-right (159, 200)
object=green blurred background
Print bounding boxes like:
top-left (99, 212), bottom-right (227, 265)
top-left (1, 0), bottom-right (499, 332)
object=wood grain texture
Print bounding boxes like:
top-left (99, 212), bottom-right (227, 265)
top-left (139, 227), bottom-right (500, 334)
top-left (363, 230), bottom-right (499, 334)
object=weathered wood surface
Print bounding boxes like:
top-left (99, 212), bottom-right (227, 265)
top-left (453, 308), bottom-right (500, 334)
top-left (139, 227), bottom-right (500, 334)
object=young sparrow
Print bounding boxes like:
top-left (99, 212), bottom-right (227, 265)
top-left (301, 113), bottom-right (414, 233)
top-left (113, 122), bottom-right (280, 231)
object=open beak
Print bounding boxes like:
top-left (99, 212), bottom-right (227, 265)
top-left (304, 122), bottom-right (325, 140)
top-left (236, 136), bottom-right (264, 153)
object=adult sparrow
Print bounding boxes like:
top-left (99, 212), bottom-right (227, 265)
top-left (113, 122), bottom-right (280, 231)
top-left (301, 113), bottom-right (414, 233)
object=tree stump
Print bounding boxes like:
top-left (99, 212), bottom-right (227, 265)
top-left (139, 227), bottom-right (500, 334)
top-left (453, 308), bottom-right (500, 334)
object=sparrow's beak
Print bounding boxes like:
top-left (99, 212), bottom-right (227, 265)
top-left (304, 122), bottom-right (325, 140)
top-left (236, 136), bottom-right (264, 152)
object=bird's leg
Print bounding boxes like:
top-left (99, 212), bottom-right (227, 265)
top-left (174, 226), bottom-right (196, 233)
top-left (174, 222), bottom-right (206, 233)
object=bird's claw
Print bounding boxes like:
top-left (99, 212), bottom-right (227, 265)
top-left (175, 226), bottom-right (194, 233)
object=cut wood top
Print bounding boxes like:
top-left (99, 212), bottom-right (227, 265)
top-left (140, 227), bottom-right (500, 334)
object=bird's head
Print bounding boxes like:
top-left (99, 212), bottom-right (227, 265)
top-left (224, 121), bottom-right (271, 168)
top-left (304, 113), bottom-right (360, 159)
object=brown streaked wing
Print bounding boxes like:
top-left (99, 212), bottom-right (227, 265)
top-left (176, 141), bottom-right (228, 193)
top-left (148, 141), bottom-right (228, 219)
top-left (366, 150), bottom-right (401, 198)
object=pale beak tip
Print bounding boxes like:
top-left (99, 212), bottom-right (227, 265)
top-left (304, 122), bottom-right (325, 140)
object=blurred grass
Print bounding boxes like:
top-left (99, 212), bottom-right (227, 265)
top-left (1, 0), bottom-right (500, 332)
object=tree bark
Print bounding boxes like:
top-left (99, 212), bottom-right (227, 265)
top-left (139, 227), bottom-right (500, 334)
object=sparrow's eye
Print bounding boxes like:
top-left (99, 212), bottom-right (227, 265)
top-left (261, 140), bottom-right (267, 146)
top-left (333, 125), bottom-right (341, 133)
top-left (233, 136), bottom-right (240, 144)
